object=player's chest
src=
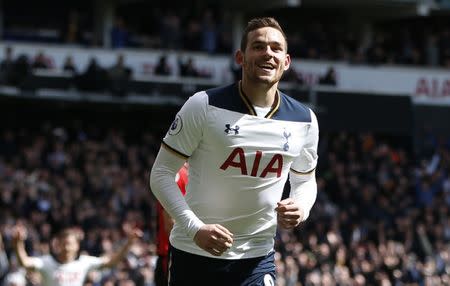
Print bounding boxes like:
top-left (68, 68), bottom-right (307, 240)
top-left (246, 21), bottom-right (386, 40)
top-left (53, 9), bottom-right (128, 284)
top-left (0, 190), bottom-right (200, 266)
top-left (204, 112), bottom-right (309, 155)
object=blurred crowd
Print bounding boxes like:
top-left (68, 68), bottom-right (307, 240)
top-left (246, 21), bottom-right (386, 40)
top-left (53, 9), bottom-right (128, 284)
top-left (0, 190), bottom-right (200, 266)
top-left (285, 21), bottom-right (450, 68)
top-left (0, 123), bottom-right (449, 286)
top-left (276, 132), bottom-right (450, 286)
top-left (0, 124), bottom-right (160, 286)
top-left (0, 46), bottom-right (213, 96)
top-left (0, 45), bottom-right (133, 94)
top-left (3, 3), bottom-right (450, 68)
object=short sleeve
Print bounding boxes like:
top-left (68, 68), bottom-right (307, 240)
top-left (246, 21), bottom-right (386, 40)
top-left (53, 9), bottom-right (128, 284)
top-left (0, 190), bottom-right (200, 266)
top-left (162, 92), bottom-right (207, 158)
top-left (291, 109), bottom-right (319, 173)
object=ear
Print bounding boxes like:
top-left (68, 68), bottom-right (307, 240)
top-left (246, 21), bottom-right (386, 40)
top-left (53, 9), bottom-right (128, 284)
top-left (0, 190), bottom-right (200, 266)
top-left (235, 50), bottom-right (244, 66)
top-left (283, 54), bottom-right (291, 71)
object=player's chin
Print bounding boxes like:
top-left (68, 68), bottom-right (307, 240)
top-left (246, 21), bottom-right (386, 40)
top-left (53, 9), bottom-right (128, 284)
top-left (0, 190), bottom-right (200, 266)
top-left (254, 76), bottom-right (278, 86)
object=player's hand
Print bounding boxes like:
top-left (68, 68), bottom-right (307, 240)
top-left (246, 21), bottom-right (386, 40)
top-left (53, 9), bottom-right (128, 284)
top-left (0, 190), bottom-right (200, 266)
top-left (275, 198), bottom-right (304, 229)
top-left (194, 224), bottom-right (233, 256)
top-left (12, 224), bottom-right (28, 242)
top-left (123, 223), bottom-right (144, 242)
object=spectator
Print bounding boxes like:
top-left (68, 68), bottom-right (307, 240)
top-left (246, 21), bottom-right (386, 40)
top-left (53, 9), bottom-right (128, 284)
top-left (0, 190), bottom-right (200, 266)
top-left (318, 67), bottom-right (337, 86)
top-left (366, 33), bottom-right (388, 65)
top-left (111, 17), bottom-right (130, 49)
top-left (62, 55), bottom-right (77, 74)
top-left (108, 53), bottom-right (132, 96)
top-left (76, 57), bottom-right (108, 91)
top-left (201, 9), bottom-right (218, 53)
top-left (154, 55), bottom-right (171, 76)
top-left (31, 51), bottom-right (52, 70)
top-left (12, 223), bottom-right (142, 286)
top-left (0, 46), bottom-right (15, 85)
top-left (65, 10), bottom-right (82, 44)
top-left (439, 28), bottom-right (450, 66)
top-left (178, 57), bottom-right (199, 77)
top-left (159, 11), bottom-right (181, 50)
top-left (425, 33), bottom-right (440, 67)
top-left (9, 54), bottom-right (30, 86)
top-left (182, 19), bottom-right (202, 51)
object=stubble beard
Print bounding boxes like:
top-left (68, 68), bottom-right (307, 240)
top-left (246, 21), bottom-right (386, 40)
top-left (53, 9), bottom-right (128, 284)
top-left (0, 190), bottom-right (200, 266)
top-left (244, 63), bottom-right (284, 87)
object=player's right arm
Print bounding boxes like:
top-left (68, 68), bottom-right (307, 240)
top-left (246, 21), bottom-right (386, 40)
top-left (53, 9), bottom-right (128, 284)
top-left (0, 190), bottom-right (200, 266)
top-left (150, 93), bottom-right (233, 256)
top-left (150, 147), bottom-right (233, 256)
top-left (12, 224), bottom-right (40, 270)
top-left (151, 147), bottom-right (202, 238)
top-left (162, 164), bottom-right (188, 236)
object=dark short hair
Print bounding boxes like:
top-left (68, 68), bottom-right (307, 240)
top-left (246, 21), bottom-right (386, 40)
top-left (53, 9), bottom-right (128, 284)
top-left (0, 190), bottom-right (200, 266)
top-left (52, 225), bottom-right (82, 241)
top-left (240, 17), bottom-right (288, 52)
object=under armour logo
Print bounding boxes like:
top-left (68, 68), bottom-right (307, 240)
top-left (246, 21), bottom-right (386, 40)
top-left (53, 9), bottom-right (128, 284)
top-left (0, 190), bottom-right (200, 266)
top-left (283, 130), bottom-right (291, 151)
top-left (224, 124), bottom-right (239, 135)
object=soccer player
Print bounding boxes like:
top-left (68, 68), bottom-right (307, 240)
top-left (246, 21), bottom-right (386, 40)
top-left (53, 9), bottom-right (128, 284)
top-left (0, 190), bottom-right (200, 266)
top-left (154, 164), bottom-right (188, 286)
top-left (150, 17), bottom-right (319, 285)
top-left (12, 223), bottom-right (142, 286)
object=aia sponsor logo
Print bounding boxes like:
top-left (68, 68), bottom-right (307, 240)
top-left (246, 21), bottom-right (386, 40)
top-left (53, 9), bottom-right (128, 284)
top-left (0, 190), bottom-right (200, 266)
top-left (220, 148), bottom-right (283, 178)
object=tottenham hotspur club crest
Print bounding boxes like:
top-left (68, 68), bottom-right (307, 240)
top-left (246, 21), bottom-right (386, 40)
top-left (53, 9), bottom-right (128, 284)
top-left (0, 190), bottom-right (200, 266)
top-left (224, 124), bottom-right (239, 135)
top-left (283, 129), bottom-right (291, 151)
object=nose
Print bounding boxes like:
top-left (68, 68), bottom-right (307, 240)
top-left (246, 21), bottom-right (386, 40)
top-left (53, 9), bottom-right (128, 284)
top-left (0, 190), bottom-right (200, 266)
top-left (263, 46), bottom-right (275, 58)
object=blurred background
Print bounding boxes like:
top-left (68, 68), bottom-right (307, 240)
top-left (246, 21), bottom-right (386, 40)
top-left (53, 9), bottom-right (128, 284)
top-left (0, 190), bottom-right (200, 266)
top-left (0, 0), bottom-right (449, 285)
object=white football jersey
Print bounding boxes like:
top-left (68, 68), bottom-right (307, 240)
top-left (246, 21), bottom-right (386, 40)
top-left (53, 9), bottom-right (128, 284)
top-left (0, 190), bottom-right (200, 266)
top-left (30, 254), bottom-right (103, 286)
top-left (163, 82), bottom-right (318, 259)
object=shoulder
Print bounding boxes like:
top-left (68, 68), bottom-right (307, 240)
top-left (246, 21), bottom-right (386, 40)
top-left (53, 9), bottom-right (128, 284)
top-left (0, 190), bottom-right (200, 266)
top-left (183, 82), bottom-right (245, 114)
top-left (273, 91), bottom-right (313, 123)
top-left (79, 255), bottom-right (103, 265)
top-left (204, 83), bottom-right (248, 113)
top-left (204, 83), bottom-right (236, 105)
top-left (176, 90), bottom-right (208, 119)
top-left (38, 254), bottom-right (53, 263)
top-left (31, 255), bottom-right (52, 270)
top-left (79, 254), bottom-right (101, 261)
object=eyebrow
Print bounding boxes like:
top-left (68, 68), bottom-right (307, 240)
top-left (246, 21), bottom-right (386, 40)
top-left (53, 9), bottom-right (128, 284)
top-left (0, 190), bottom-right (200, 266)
top-left (251, 40), bottom-right (284, 47)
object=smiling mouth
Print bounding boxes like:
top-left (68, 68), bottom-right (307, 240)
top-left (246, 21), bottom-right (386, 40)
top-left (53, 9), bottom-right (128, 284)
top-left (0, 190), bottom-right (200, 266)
top-left (257, 64), bottom-right (275, 72)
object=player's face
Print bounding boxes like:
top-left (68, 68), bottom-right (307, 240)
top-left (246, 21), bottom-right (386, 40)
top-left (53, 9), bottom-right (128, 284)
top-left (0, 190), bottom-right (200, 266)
top-left (55, 235), bottom-right (80, 262)
top-left (237, 27), bottom-right (291, 86)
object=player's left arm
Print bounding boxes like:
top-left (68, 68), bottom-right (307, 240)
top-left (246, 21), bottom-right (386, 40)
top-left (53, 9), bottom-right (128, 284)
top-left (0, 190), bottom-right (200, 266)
top-left (100, 224), bottom-right (142, 268)
top-left (276, 110), bottom-right (319, 229)
top-left (276, 170), bottom-right (317, 229)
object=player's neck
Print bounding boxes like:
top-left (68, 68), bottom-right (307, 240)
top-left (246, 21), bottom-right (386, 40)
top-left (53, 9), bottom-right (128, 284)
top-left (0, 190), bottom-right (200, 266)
top-left (53, 256), bottom-right (69, 264)
top-left (240, 80), bottom-right (278, 108)
top-left (55, 253), bottom-right (76, 264)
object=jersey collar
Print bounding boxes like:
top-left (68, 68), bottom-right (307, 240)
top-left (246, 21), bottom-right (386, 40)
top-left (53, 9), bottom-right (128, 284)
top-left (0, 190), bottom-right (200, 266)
top-left (238, 81), bottom-right (281, 119)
